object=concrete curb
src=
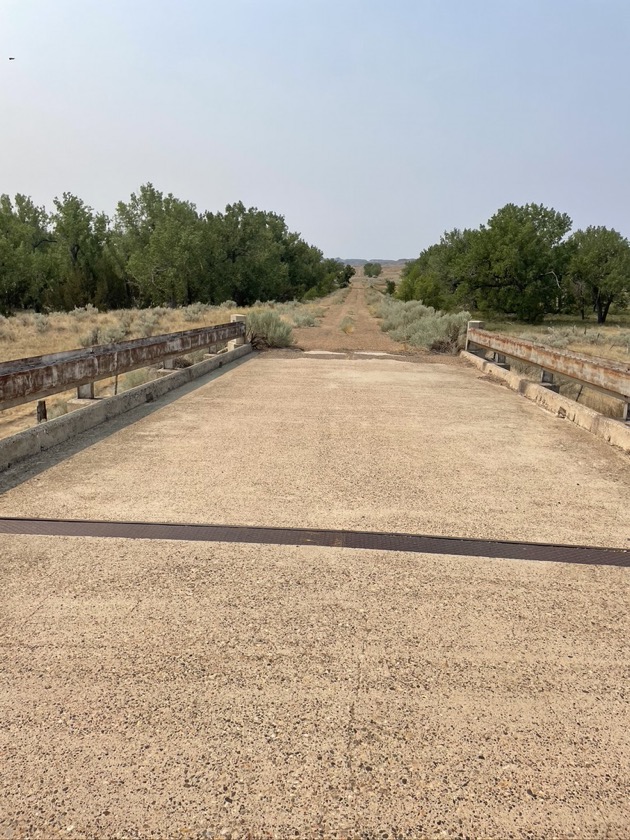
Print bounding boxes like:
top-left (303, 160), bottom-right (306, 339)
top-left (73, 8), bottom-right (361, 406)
top-left (0, 344), bottom-right (253, 472)
top-left (461, 350), bottom-right (630, 455)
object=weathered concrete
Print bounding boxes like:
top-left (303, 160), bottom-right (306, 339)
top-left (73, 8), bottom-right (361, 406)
top-left (1, 535), bottom-right (629, 839)
top-left (467, 326), bottom-right (630, 400)
top-left (462, 350), bottom-right (630, 454)
top-left (228, 313), bottom-right (247, 351)
top-left (0, 353), bottom-right (629, 838)
top-left (0, 354), bottom-right (627, 547)
top-left (0, 321), bottom-right (245, 409)
top-left (0, 344), bottom-right (252, 472)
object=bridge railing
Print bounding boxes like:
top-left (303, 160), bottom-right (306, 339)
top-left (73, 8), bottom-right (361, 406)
top-left (0, 319), bottom-right (246, 411)
top-left (465, 320), bottom-right (630, 422)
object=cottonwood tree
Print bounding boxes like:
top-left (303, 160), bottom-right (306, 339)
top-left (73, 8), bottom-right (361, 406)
top-left (0, 194), bottom-right (53, 314)
top-left (364, 262), bottom-right (382, 278)
top-left (565, 226), bottom-right (630, 323)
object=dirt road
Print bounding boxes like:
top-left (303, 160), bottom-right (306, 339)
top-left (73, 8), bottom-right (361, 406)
top-left (294, 281), bottom-right (409, 353)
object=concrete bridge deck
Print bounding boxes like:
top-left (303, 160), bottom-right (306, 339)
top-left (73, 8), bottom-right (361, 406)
top-left (1, 352), bottom-right (629, 838)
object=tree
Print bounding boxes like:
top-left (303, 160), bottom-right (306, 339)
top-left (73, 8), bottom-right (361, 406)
top-left (0, 194), bottom-right (53, 314)
top-left (114, 184), bottom-right (207, 307)
top-left (338, 264), bottom-right (355, 287)
top-left (462, 204), bottom-right (572, 322)
top-left (48, 194), bottom-right (127, 311)
top-left (397, 229), bottom-right (476, 310)
top-left (565, 227), bottom-right (630, 323)
top-left (364, 262), bottom-right (382, 278)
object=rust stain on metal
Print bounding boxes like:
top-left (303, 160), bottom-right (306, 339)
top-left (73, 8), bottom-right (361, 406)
top-left (0, 322), bottom-right (245, 410)
top-left (468, 328), bottom-right (630, 399)
top-left (0, 517), bottom-right (628, 567)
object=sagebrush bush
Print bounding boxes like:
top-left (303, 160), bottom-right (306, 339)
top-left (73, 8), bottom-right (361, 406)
top-left (70, 304), bottom-right (98, 321)
top-left (79, 327), bottom-right (99, 347)
top-left (220, 300), bottom-right (237, 310)
top-left (293, 312), bottom-right (316, 327)
top-left (517, 326), bottom-right (630, 356)
top-left (119, 311), bottom-right (134, 333)
top-left (33, 313), bottom-right (50, 333)
top-left (137, 313), bottom-right (159, 337)
top-left (378, 298), bottom-right (470, 352)
top-left (98, 324), bottom-right (127, 344)
top-left (183, 302), bottom-right (210, 321)
top-left (340, 316), bottom-right (355, 334)
top-left (246, 310), bottom-right (293, 349)
top-left (0, 316), bottom-right (14, 341)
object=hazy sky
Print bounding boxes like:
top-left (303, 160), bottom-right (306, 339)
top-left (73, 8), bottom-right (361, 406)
top-left (2, 0), bottom-right (629, 258)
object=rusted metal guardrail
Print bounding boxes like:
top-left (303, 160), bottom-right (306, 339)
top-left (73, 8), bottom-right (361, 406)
top-left (466, 321), bottom-right (630, 421)
top-left (0, 321), bottom-right (245, 411)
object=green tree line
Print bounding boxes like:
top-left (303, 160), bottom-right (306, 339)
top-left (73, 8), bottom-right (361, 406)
top-left (398, 203), bottom-right (630, 323)
top-left (0, 183), bottom-right (352, 315)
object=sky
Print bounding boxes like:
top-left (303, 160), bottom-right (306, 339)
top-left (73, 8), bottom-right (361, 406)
top-left (1, 0), bottom-right (629, 259)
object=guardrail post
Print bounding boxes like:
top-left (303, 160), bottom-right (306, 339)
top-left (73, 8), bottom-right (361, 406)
top-left (77, 382), bottom-right (95, 399)
top-left (465, 321), bottom-right (485, 356)
top-left (540, 370), bottom-right (560, 393)
top-left (228, 314), bottom-right (246, 351)
top-left (36, 400), bottom-right (47, 423)
top-left (465, 321), bottom-right (484, 351)
top-left (493, 352), bottom-right (510, 370)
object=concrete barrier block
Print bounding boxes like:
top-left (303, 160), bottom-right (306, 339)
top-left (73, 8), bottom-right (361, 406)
top-left (461, 350), bottom-right (630, 455)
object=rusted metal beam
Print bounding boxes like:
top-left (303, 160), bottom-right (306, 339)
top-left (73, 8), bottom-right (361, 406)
top-left (0, 321), bottom-right (245, 410)
top-left (467, 327), bottom-right (630, 399)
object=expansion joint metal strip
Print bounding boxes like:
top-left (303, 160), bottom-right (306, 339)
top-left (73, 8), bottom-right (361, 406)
top-left (0, 517), bottom-right (628, 568)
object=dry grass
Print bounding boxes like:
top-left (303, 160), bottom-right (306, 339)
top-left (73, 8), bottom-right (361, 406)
top-left (0, 303), bottom-right (243, 364)
top-left (485, 319), bottom-right (630, 365)
top-left (0, 298), bottom-right (325, 440)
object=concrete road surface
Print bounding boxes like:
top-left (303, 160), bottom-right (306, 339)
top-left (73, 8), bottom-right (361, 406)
top-left (1, 352), bottom-right (629, 838)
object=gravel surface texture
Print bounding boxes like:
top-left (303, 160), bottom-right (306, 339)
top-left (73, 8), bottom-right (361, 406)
top-left (1, 344), bottom-right (629, 838)
top-left (1, 536), bottom-right (629, 839)
top-left (0, 355), bottom-right (627, 548)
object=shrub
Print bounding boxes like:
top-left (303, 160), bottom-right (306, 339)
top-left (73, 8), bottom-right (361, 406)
top-left (220, 300), bottom-right (238, 310)
top-left (340, 316), bottom-right (355, 334)
top-left (33, 313), bottom-right (50, 333)
top-left (119, 311), bottom-right (135, 334)
top-left (378, 298), bottom-right (470, 352)
top-left (15, 311), bottom-right (34, 327)
top-left (0, 316), bottom-right (14, 341)
top-left (246, 310), bottom-right (293, 349)
top-left (137, 313), bottom-right (159, 337)
top-left (183, 302), bottom-right (209, 321)
top-left (293, 312), bottom-right (316, 327)
top-left (70, 304), bottom-right (98, 321)
top-left (79, 327), bottom-right (99, 347)
top-left (98, 324), bottom-right (127, 344)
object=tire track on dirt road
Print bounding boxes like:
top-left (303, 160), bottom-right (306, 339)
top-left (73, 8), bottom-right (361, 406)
top-left (293, 281), bottom-right (410, 353)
